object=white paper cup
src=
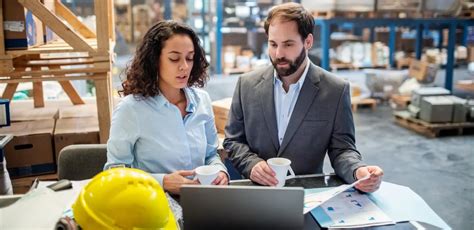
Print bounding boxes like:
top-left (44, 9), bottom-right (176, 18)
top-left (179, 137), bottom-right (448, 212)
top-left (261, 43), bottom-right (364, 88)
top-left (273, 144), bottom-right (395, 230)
top-left (267, 157), bottom-right (295, 187)
top-left (195, 165), bottom-right (220, 185)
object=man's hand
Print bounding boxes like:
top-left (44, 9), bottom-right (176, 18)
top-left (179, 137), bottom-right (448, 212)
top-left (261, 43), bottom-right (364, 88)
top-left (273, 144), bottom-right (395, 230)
top-left (250, 161), bottom-right (278, 186)
top-left (355, 166), bottom-right (383, 193)
top-left (212, 171), bottom-right (229, 185)
top-left (163, 170), bottom-right (198, 194)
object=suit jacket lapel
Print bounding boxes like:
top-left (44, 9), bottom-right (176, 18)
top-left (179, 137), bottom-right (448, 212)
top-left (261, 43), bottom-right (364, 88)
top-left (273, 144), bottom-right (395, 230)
top-left (257, 66), bottom-right (280, 153)
top-left (278, 63), bottom-right (321, 156)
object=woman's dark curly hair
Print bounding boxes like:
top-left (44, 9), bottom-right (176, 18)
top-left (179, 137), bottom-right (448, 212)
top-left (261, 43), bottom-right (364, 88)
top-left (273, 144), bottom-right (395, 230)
top-left (121, 20), bottom-right (209, 97)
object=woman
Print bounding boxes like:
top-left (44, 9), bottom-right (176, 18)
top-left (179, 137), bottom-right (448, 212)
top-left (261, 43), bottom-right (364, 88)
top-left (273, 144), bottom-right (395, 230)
top-left (105, 21), bottom-right (228, 194)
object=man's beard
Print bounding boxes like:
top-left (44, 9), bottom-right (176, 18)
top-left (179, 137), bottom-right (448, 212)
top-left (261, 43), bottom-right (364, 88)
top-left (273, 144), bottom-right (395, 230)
top-left (271, 48), bottom-right (306, 77)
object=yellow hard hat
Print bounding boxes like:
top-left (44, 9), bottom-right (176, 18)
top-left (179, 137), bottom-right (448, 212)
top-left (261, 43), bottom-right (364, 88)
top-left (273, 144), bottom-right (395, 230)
top-left (72, 168), bottom-right (178, 230)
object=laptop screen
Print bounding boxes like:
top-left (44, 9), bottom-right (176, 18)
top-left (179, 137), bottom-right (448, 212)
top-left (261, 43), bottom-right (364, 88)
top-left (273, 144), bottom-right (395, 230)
top-left (181, 185), bottom-right (304, 230)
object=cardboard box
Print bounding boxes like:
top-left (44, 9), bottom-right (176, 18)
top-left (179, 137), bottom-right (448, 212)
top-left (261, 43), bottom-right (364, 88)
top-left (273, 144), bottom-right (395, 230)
top-left (3, 0), bottom-right (44, 49)
top-left (59, 104), bottom-right (97, 119)
top-left (10, 106), bottom-right (58, 122)
top-left (11, 173), bottom-right (57, 194)
top-left (212, 98), bottom-right (232, 134)
top-left (408, 60), bottom-right (438, 84)
top-left (0, 119), bottom-right (56, 178)
top-left (223, 46), bottom-right (242, 70)
top-left (53, 117), bottom-right (99, 161)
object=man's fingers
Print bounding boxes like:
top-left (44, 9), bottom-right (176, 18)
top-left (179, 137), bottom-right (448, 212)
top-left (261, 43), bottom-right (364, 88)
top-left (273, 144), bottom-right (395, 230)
top-left (261, 163), bottom-right (276, 176)
top-left (256, 165), bottom-right (278, 185)
top-left (252, 170), bottom-right (276, 186)
top-left (178, 170), bottom-right (195, 177)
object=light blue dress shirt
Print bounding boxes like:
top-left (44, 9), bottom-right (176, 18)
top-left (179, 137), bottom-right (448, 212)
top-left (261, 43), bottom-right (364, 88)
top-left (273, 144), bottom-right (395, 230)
top-left (104, 87), bottom-right (227, 186)
top-left (274, 59), bottom-right (310, 145)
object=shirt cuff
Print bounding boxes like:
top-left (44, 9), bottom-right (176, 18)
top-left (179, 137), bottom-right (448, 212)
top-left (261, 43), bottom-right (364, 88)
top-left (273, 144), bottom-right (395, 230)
top-left (151, 173), bottom-right (167, 188)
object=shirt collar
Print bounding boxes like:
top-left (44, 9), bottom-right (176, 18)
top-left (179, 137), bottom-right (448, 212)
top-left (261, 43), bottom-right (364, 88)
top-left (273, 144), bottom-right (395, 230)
top-left (273, 58), bottom-right (310, 90)
top-left (155, 87), bottom-right (197, 113)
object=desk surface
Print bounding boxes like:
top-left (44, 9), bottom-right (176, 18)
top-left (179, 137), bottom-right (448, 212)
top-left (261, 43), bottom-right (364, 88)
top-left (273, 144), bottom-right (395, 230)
top-left (229, 174), bottom-right (443, 230)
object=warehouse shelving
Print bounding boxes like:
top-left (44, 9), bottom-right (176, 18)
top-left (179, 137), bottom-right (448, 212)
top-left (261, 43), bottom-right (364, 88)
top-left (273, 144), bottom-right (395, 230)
top-left (315, 18), bottom-right (474, 91)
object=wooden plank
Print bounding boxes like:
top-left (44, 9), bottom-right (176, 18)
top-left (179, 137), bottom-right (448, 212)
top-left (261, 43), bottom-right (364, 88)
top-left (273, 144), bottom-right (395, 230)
top-left (18, 0), bottom-right (96, 53)
top-left (107, 0), bottom-right (115, 41)
top-left (7, 66), bottom-right (109, 78)
top-left (94, 0), bottom-right (110, 54)
top-left (58, 80), bottom-right (85, 105)
top-left (54, 0), bottom-right (96, 38)
top-left (0, 55), bottom-right (14, 74)
top-left (5, 39), bottom-right (99, 56)
top-left (0, 74), bottom-right (107, 83)
top-left (31, 66), bottom-right (45, 107)
top-left (0, 0), bottom-right (5, 55)
top-left (2, 83), bottom-right (19, 99)
top-left (351, 98), bottom-right (377, 112)
top-left (1, 67), bottom-right (25, 99)
top-left (50, 66), bottom-right (85, 105)
top-left (94, 75), bottom-right (112, 143)
top-left (16, 59), bottom-right (96, 67)
top-left (33, 81), bottom-right (45, 107)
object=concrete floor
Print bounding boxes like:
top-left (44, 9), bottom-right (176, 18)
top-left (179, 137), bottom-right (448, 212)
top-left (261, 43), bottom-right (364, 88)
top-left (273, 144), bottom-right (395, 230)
top-left (350, 105), bottom-right (473, 230)
top-left (203, 70), bottom-right (473, 230)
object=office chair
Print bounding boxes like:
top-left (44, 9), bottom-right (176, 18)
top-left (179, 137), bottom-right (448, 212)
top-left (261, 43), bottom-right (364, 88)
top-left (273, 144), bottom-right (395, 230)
top-left (57, 144), bottom-right (107, 180)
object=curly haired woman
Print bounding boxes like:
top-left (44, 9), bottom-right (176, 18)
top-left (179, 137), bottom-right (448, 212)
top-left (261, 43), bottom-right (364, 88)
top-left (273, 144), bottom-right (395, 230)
top-left (105, 21), bottom-right (228, 194)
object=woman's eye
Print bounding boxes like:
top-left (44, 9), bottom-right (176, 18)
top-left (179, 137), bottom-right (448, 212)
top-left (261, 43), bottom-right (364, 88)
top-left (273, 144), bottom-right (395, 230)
top-left (186, 58), bottom-right (194, 61)
top-left (169, 58), bottom-right (179, 62)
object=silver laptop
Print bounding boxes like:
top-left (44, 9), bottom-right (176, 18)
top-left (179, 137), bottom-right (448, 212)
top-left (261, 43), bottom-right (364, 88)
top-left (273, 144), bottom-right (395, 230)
top-left (181, 185), bottom-right (304, 230)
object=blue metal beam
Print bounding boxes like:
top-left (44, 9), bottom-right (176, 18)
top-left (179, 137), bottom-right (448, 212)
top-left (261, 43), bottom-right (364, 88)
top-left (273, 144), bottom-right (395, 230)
top-left (438, 28), bottom-right (444, 49)
top-left (215, 0), bottom-right (223, 74)
top-left (462, 25), bottom-right (468, 46)
top-left (445, 23), bottom-right (456, 91)
top-left (389, 25), bottom-right (396, 67)
top-left (415, 23), bottom-right (423, 59)
top-left (320, 21), bottom-right (330, 70)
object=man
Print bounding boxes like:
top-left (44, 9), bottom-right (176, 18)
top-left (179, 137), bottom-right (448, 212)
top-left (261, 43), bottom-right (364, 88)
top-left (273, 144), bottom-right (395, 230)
top-left (223, 3), bottom-right (383, 192)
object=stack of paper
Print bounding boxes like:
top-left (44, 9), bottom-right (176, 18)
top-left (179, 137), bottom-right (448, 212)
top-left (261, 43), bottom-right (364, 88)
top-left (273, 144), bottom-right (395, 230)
top-left (313, 188), bottom-right (395, 228)
top-left (303, 175), bottom-right (395, 228)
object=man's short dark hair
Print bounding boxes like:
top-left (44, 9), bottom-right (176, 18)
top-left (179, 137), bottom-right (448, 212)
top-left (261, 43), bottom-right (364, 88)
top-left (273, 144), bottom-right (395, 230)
top-left (264, 2), bottom-right (314, 41)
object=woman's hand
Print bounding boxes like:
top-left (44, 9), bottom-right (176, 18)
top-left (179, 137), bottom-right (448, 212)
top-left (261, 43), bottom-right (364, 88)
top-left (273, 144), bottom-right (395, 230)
top-left (163, 170), bottom-right (198, 194)
top-left (212, 171), bottom-right (229, 185)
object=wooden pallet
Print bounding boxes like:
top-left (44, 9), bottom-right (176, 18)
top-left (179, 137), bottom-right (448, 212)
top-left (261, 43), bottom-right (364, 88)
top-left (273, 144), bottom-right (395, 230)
top-left (0, 0), bottom-right (115, 143)
top-left (390, 94), bottom-right (411, 109)
top-left (393, 111), bottom-right (474, 138)
top-left (351, 98), bottom-right (377, 112)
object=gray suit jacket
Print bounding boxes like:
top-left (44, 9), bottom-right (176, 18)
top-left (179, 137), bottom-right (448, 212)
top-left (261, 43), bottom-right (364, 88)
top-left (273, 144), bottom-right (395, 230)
top-left (223, 63), bottom-right (366, 183)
